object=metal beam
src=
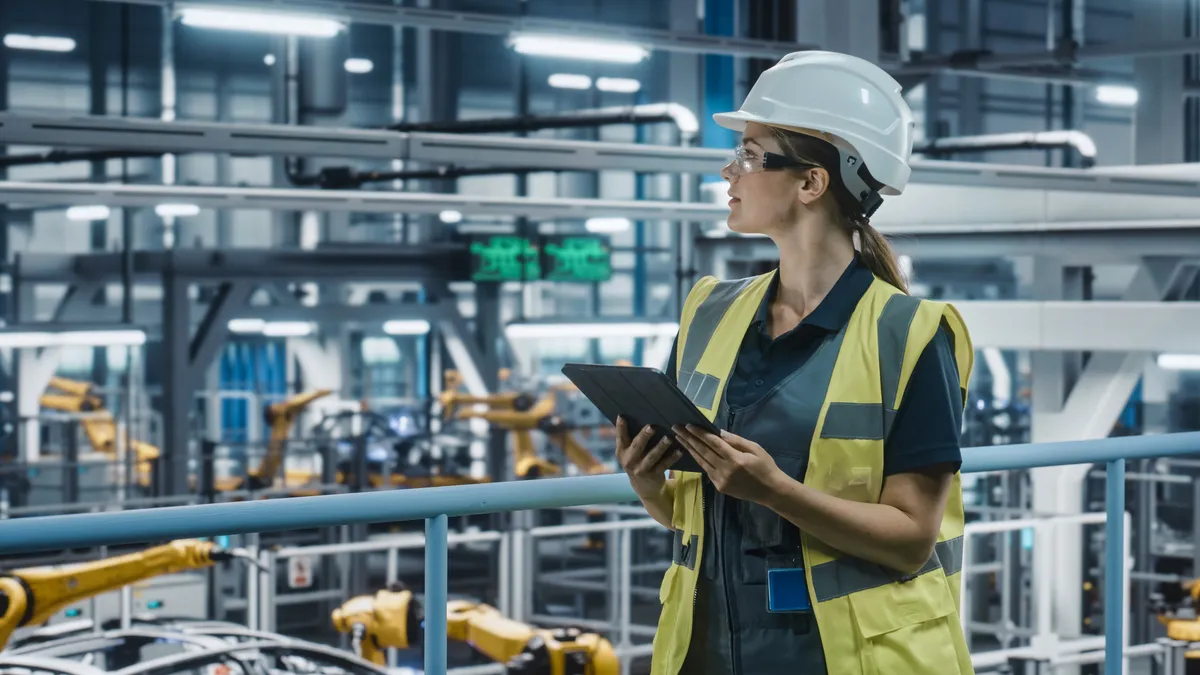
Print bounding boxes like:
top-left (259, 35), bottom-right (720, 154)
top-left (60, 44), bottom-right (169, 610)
top-left (6, 112), bottom-right (1200, 198)
top-left (189, 281), bottom-right (255, 379)
top-left (80, 0), bottom-right (806, 60)
top-left (9, 179), bottom-right (1200, 242)
top-left (0, 180), bottom-right (729, 221)
top-left (13, 247), bottom-right (467, 283)
top-left (952, 300), bottom-right (1200, 352)
top-left (697, 229), bottom-right (1200, 264)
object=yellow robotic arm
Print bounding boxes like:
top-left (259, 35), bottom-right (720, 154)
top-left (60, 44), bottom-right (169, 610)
top-left (332, 588), bottom-right (619, 675)
top-left (40, 377), bottom-right (160, 485)
top-left (0, 539), bottom-right (247, 650)
top-left (249, 389), bottom-right (333, 489)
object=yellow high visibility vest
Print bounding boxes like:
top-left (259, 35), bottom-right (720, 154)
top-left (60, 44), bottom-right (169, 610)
top-left (651, 270), bottom-right (975, 675)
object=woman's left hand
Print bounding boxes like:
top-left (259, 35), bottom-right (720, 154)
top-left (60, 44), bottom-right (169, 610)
top-left (672, 425), bottom-right (784, 503)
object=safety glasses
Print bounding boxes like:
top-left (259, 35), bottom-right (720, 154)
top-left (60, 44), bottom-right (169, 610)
top-left (725, 144), bottom-right (822, 178)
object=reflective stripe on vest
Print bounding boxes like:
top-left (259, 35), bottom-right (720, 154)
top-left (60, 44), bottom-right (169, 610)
top-left (808, 535), bottom-right (965, 602)
top-left (818, 293), bottom-right (921, 442)
top-left (672, 529), bottom-right (698, 570)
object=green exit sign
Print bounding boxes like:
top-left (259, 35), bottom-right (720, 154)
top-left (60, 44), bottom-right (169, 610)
top-left (541, 235), bottom-right (612, 282)
top-left (469, 236), bottom-right (541, 282)
top-left (469, 235), bottom-right (611, 283)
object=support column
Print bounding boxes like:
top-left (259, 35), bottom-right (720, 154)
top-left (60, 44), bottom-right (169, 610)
top-left (1133, 1), bottom-right (1186, 165)
top-left (473, 283), bottom-right (505, 481)
top-left (161, 271), bottom-right (192, 495)
top-left (669, 0), bottom-right (704, 316)
top-left (160, 278), bottom-right (253, 495)
top-left (1030, 258), bottom-right (1170, 666)
top-left (795, 0), bottom-right (880, 63)
top-left (956, 0), bottom-right (984, 157)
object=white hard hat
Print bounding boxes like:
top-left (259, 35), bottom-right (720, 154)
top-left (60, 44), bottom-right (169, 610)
top-left (713, 50), bottom-right (915, 214)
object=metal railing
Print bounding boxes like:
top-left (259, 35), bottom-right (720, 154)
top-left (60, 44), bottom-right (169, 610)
top-left (3, 431), bottom-right (1200, 674)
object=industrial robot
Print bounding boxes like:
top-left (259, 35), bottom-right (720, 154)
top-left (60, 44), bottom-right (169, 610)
top-left (39, 376), bottom-right (161, 487)
top-left (439, 370), bottom-right (608, 480)
top-left (331, 586), bottom-right (619, 675)
top-left (0, 539), bottom-right (257, 650)
top-left (208, 389), bottom-right (333, 493)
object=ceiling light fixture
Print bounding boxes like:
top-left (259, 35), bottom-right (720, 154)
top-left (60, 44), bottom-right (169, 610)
top-left (155, 203), bottom-right (201, 218)
top-left (1157, 353), bottom-right (1200, 371)
top-left (345, 58), bottom-right (374, 74)
top-left (0, 325), bottom-right (146, 348)
top-left (596, 77), bottom-right (641, 93)
top-left (585, 217), bottom-right (631, 234)
top-left (66, 205), bottom-right (111, 222)
top-left (383, 320), bottom-right (432, 336)
top-left (3, 34), bottom-right (77, 52)
top-left (548, 73), bottom-right (593, 90)
top-left (178, 7), bottom-right (344, 38)
top-left (1094, 84), bottom-right (1138, 107)
top-left (510, 33), bottom-right (649, 64)
top-left (506, 320), bottom-right (678, 340)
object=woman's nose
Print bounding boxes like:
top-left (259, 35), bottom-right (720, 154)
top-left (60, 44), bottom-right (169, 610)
top-left (720, 161), bottom-right (736, 182)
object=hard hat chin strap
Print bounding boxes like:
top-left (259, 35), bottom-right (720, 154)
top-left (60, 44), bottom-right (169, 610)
top-left (837, 151), bottom-right (884, 218)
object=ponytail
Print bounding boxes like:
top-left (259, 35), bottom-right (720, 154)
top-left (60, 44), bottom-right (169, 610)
top-left (767, 125), bottom-right (910, 294)
top-left (855, 221), bottom-right (908, 294)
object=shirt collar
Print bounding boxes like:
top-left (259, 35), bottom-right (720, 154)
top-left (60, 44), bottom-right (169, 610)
top-left (753, 254), bottom-right (875, 333)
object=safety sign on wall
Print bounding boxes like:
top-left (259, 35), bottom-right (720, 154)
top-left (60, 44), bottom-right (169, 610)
top-left (288, 555), bottom-right (314, 589)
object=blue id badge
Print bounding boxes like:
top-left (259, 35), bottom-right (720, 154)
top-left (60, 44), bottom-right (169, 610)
top-left (766, 553), bottom-right (812, 613)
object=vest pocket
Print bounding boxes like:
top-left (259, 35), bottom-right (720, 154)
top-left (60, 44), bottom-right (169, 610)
top-left (737, 453), bottom-right (806, 584)
top-left (848, 569), bottom-right (962, 675)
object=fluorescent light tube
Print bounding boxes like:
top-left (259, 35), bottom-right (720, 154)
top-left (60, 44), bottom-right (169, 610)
top-left (1095, 85), bottom-right (1138, 107)
top-left (227, 319), bottom-right (314, 337)
top-left (1157, 353), bottom-right (1200, 371)
top-left (345, 58), bottom-right (373, 74)
top-left (585, 217), bottom-right (631, 234)
top-left (4, 34), bottom-right (77, 52)
top-left (383, 320), bottom-right (432, 336)
top-left (66, 205), bottom-right (111, 222)
top-left (439, 210), bottom-right (463, 224)
top-left (227, 318), bottom-right (266, 334)
top-left (0, 328), bottom-right (146, 348)
top-left (506, 321), bottom-right (679, 340)
top-left (596, 77), bottom-right (641, 93)
top-left (179, 7), bottom-right (344, 38)
top-left (510, 33), bottom-right (649, 64)
top-left (261, 321), bottom-right (314, 338)
top-left (548, 73), bottom-right (593, 90)
top-left (155, 203), bottom-right (201, 218)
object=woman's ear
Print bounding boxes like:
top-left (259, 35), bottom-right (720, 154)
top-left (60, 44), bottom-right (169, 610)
top-left (795, 167), bottom-right (831, 205)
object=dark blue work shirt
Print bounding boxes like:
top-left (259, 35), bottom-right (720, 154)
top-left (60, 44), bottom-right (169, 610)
top-left (666, 256), bottom-right (963, 477)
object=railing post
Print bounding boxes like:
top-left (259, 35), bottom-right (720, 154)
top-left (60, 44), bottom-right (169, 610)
top-left (1106, 458), bottom-right (1126, 675)
top-left (425, 514), bottom-right (448, 675)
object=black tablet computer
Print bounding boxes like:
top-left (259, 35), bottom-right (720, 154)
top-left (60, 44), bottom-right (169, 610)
top-left (561, 363), bottom-right (717, 474)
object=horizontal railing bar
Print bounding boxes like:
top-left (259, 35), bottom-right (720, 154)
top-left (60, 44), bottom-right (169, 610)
top-left (1, 432), bottom-right (1199, 555)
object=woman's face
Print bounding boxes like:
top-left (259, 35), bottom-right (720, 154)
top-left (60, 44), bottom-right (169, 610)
top-left (721, 122), bottom-right (808, 236)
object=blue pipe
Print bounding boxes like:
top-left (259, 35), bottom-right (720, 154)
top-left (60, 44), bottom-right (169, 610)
top-left (424, 514), bottom-right (448, 675)
top-left (0, 431), bottom-right (1197, 554)
top-left (1105, 458), bottom-right (1126, 674)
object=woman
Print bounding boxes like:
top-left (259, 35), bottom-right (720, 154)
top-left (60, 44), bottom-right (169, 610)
top-left (616, 51), bottom-right (975, 675)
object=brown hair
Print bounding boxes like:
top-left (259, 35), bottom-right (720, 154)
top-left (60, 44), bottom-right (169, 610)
top-left (767, 126), bottom-right (909, 294)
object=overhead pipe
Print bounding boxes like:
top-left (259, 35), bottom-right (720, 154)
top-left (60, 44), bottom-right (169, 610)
top-left (386, 103), bottom-right (699, 140)
top-left (0, 149), bottom-right (163, 169)
top-left (914, 130), bottom-right (1098, 168)
top-left (289, 103), bottom-right (701, 188)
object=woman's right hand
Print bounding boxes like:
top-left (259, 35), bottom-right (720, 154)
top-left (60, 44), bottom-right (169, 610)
top-left (616, 416), bottom-right (681, 499)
